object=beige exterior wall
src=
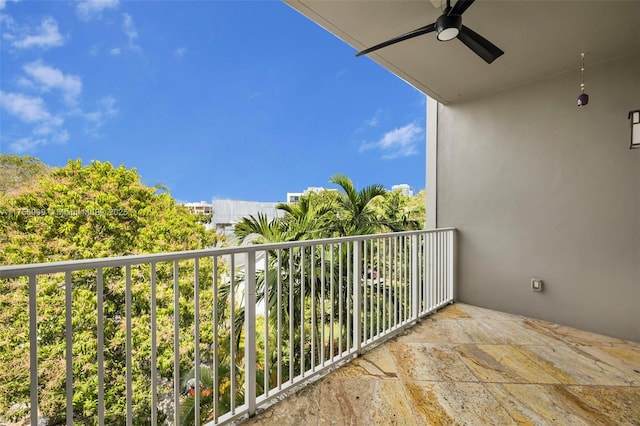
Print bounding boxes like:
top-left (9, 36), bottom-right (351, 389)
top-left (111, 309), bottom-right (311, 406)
top-left (436, 54), bottom-right (640, 341)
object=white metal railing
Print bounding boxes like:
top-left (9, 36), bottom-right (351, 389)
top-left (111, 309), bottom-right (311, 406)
top-left (0, 228), bottom-right (455, 426)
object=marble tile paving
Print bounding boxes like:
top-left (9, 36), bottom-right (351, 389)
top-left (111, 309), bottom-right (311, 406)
top-left (244, 303), bottom-right (640, 425)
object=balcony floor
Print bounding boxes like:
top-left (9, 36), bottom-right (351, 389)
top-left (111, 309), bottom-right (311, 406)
top-left (244, 303), bottom-right (640, 425)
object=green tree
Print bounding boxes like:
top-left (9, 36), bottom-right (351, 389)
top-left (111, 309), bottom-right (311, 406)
top-left (0, 154), bottom-right (49, 195)
top-left (228, 175), bottom-right (415, 407)
top-left (375, 189), bottom-right (425, 231)
top-left (328, 173), bottom-right (387, 235)
top-left (0, 159), bottom-right (218, 424)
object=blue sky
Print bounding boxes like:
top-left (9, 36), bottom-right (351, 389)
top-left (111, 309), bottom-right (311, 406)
top-left (0, 0), bottom-right (427, 202)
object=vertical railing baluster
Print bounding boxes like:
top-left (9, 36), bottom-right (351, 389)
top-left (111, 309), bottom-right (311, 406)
top-left (126, 266), bottom-right (132, 426)
top-left (329, 244), bottom-right (334, 362)
top-left (421, 234), bottom-right (426, 313)
top-left (393, 236), bottom-right (398, 328)
top-left (246, 251), bottom-right (257, 417)
top-left (400, 236), bottom-right (404, 323)
top-left (173, 261), bottom-right (180, 426)
top-left (65, 271), bottom-right (73, 424)
top-left (213, 256), bottom-right (219, 423)
top-left (346, 243), bottom-right (351, 351)
top-left (432, 232), bottom-right (437, 308)
top-left (442, 231), bottom-right (447, 304)
top-left (450, 230), bottom-right (456, 302)
top-left (288, 248), bottom-right (294, 383)
top-left (276, 250), bottom-right (282, 389)
top-left (29, 274), bottom-right (37, 426)
top-left (376, 238), bottom-right (381, 338)
top-left (430, 233), bottom-right (435, 311)
top-left (421, 235), bottom-right (424, 313)
top-left (230, 255), bottom-right (235, 414)
top-left (264, 250), bottom-right (270, 397)
top-left (440, 231), bottom-right (444, 305)
top-left (382, 238), bottom-right (387, 333)
top-left (194, 258), bottom-right (200, 426)
top-left (353, 241), bottom-right (361, 353)
top-left (310, 245), bottom-right (316, 371)
top-left (411, 234), bottom-right (419, 320)
top-left (97, 268), bottom-right (105, 426)
top-left (150, 264), bottom-right (157, 425)
top-left (369, 240), bottom-right (374, 340)
top-left (338, 243), bottom-right (343, 355)
top-left (300, 247), bottom-right (305, 377)
top-left (404, 236), bottom-right (409, 323)
top-left (362, 241), bottom-right (367, 343)
top-left (438, 231), bottom-right (442, 304)
top-left (320, 244), bottom-right (325, 367)
top-left (399, 237), bottom-right (403, 324)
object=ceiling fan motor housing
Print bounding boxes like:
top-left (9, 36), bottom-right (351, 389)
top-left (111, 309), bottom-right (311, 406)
top-left (355, 0), bottom-right (504, 64)
top-left (436, 14), bottom-right (462, 41)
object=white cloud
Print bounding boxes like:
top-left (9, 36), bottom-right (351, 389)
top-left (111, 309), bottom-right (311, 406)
top-left (23, 60), bottom-right (82, 105)
top-left (8, 131), bottom-right (67, 152)
top-left (122, 13), bottom-right (139, 50)
top-left (0, 91), bottom-right (53, 123)
top-left (15, 76), bottom-right (35, 90)
top-left (0, 90), bottom-right (68, 153)
top-left (360, 122), bottom-right (423, 160)
top-left (76, 0), bottom-right (119, 21)
top-left (0, 0), bottom-right (20, 10)
top-left (9, 137), bottom-right (47, 153)
top-left (90, 95), bottom-right (118, 120)
top-left (9, 16), bottom-right (64, 49)
top-left (80, 95), bottom-right (118, 136)
top-left (109, 47), bottom-right (121, 56)
top-left (366, 116), bottom-right (379, 127)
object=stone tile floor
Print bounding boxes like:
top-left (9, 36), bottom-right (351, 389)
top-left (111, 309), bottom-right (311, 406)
top-left (244, 303), bottom-right (640, 425)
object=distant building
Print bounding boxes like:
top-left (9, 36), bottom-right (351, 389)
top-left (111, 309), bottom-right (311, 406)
top-left (391, 184), bottom-right (413, 197)
top-left (181, 201), bottom-right (214, 230)
top-left (287, 186), bottom-right (337, 203)
top-left (286, 193), bottom-right (302, 203)
top-left (211, 199), bottom-right (281, 236)
top-left (182, 201), bottom-right (213, 215)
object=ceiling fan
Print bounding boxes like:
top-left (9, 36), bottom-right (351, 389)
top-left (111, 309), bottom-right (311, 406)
top-left (355, 0), bottom-right (504, 64)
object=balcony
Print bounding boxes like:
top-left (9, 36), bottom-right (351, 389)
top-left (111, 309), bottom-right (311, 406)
top-left (1, 227), bottom-right (639, 425)
top-left (245, 303), bottom-right (640, 425)
top-left (0, 228), bottom-right (455, 425)
top-left (0, 229), bottom-right (640, 425)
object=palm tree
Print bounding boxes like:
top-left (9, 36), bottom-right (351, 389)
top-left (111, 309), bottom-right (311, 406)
top-left (234, 212), bottom-right (287, 245)
top-left (276, 193), bottom-right (336, 240)
top-left (380, 190), bottom-right (423, 232)
top-left (328, 173), bottom-right (387, 236)
top-left (208, 176), bottom-right (414, 419)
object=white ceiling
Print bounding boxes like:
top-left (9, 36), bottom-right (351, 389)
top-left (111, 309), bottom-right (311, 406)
top-left (285, 0), bottom-right (640, 105)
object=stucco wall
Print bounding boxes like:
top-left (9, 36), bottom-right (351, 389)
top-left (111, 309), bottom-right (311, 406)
top-left (437, 53), bottom-right (640, 341)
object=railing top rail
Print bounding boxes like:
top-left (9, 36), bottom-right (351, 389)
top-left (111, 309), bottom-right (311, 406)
top-left (0, 227), bottom-right (455, 278)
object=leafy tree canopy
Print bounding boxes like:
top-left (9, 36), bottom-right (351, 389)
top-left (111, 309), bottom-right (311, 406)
top-left (0, 158), bottom-right (218, 424)
top-left (0, 158), bottom-right (216, 265)
top-left (0, 154), bottom-right (49, 195)
top-left (235, 174), bottom-right (426, 244)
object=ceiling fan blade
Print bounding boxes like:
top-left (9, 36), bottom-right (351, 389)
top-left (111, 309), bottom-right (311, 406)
top-left (355, 23), bottom-right (436, 57)
top-left (457, 25), bottom-right (504, 64)
top-left (449, 0), bottom-right (475, 16)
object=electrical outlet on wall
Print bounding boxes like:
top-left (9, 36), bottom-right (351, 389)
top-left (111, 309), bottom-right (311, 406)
top-left (531, 278), bottom-right (543, 292)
